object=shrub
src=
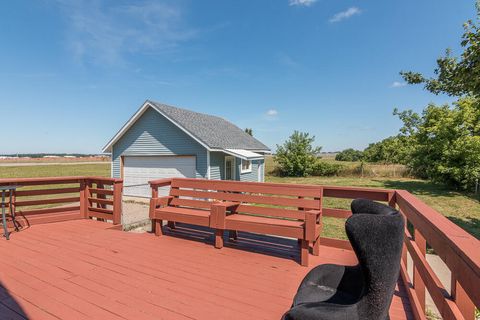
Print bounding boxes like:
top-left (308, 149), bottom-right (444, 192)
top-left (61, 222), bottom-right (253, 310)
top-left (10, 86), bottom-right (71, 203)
top-left (312, 161), bottom-right (344, 176)
top-left (335, 148), bottom-right (363, 162)
top-left (274, 131), bottom-right (321, 177)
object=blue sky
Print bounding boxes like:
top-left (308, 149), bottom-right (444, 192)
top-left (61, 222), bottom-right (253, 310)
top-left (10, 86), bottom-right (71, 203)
top-left (0, 0), bottom-right (474, 154)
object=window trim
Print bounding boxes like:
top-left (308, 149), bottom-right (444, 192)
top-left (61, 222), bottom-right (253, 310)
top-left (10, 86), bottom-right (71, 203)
top-left (241, 159), bottom-right (252, 174)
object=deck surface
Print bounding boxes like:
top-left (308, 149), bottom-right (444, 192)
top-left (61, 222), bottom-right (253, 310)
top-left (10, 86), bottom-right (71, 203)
top-left (0, 220), bottom-right (413, 320)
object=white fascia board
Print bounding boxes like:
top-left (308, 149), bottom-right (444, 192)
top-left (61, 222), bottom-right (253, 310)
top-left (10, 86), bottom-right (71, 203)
top-left (102, 101), bottom-right (213, 153)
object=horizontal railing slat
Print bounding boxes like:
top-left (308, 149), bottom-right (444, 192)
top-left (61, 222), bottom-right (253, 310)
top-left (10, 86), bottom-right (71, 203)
top-left (15, 197), bottom-right (80, 207)
top-left (19, 205), bottom-right (80, 216)
top-left (88, 197), bottom-right (113, 206)
top-left (15, 187), bottom-right (80, 197)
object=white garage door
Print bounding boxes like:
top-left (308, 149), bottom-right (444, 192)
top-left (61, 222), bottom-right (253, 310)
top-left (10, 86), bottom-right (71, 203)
top-left (123, 156), bottom-right (196, 198)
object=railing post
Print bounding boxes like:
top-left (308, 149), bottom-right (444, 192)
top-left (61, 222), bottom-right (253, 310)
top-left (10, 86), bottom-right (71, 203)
top-left (112, 180), bottom-right (123, 225)
top-left (79, 179), bottom-right (89, 219)
top-left (413, 229), bottom-right (426, 312)
top-left (150, 184), bottom-right (158, 233)
top-left (451, 274), bottom-right (475, 320)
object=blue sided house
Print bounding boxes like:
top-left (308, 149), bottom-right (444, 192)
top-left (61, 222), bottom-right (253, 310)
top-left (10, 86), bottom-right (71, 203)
top-left (103, 100), bottom-right (271, 197)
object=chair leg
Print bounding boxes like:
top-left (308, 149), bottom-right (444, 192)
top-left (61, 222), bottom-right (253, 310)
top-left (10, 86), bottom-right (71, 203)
top-left (301, 239), bottom-right (309, 267)
top-left (215, 229), bottom-right (224, 249)
top-left (228, 230), bottom-right (238, 241)
top-left (167, 221), bottom-right (176, 229)
top-left (154, 219), bottom-right (163, 236)
top-left (313, 236), bottom-right (320, 256)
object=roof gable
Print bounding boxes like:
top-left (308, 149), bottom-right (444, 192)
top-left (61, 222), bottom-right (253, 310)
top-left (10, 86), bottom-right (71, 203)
top-left (103, 101), bottom-right (271, 153)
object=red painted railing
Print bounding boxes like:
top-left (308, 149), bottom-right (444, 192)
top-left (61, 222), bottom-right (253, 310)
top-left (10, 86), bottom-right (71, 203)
top-left (150, 178), bottom-right (479, 320)
top-left (0, 176), bottom-right (123, 226)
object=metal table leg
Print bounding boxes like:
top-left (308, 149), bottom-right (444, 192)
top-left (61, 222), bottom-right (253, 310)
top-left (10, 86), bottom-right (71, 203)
top-left (9, 190), bottom-right (20, 232)
top-left (1, 190), bottom-right (9, 240)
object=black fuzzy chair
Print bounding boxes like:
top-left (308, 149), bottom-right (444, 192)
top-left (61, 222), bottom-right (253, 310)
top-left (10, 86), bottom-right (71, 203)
top-left (282, 199), bottom-right (404, 320)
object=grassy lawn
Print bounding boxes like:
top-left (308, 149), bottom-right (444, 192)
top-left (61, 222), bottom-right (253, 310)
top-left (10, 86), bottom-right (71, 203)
top-left (0, 163), bottom-right (110, 179)
top-left (265, 157), bottom-right (480, 240)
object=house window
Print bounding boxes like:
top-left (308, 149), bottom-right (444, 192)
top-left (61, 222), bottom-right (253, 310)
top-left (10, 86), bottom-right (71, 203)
top-left (241, 159), bottom-right (252, 173)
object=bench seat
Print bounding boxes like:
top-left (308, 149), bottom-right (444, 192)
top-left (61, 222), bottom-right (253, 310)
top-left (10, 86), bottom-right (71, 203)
top-left (149, 178), bottom-right (324, 266)
top-left (156, 207), bottom-right (211, 227)
top-left (225, 214), bottom-right (306, 239)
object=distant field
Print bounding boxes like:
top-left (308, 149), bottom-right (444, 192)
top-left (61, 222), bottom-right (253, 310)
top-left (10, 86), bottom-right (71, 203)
top-left (0, 163), bottom-right (110, 179)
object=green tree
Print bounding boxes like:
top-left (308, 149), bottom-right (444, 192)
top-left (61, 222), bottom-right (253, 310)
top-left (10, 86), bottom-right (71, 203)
top-left (335, 148), bottom-right (363, 162)
top-left (274, 131), bottom-right (321, 177)
top-left (362, 136), bottom-right (412, 164)
top-left (395, 98), bottom-right (480, 189)
top-left (245, 128), bottom-right (253, 136)
top-left (395, 2), bottom-right (480, 189)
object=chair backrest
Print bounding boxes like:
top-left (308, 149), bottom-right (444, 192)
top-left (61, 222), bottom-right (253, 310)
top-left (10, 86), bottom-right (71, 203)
top-left (168, 178), bottom-right (323, 221)
top-left (345, 200), bottom-right (404, 320)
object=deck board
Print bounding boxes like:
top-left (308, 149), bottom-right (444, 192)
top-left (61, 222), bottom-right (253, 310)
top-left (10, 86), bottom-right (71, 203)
top-left (0, 220), bottom-right (413, 320)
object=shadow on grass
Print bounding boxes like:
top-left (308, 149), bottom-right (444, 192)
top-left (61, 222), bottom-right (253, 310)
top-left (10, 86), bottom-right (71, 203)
top-left (447, 216), bottom-right (480, 240)
top-left (379, 179), bottom-right (480, 202)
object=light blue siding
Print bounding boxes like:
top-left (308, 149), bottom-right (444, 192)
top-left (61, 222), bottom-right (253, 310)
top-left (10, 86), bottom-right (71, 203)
top-left (209, 152), bottom-right (265, 182)
top-left (236, 158), bottom-right (264, 182)
top-left (111, 107), bottom-right (207, 179)
top-left (209, 151), bottom-right (225, 180)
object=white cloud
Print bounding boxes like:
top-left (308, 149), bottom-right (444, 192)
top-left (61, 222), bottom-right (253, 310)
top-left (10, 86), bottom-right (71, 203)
top-left (265, 109), bottom-right (279, 120)
top-left (289, 0), bottom-right (317, 7)
top-left (390, 81), bottom-right (407, 88)
top-left (329, 7), bottom-right (362, 23)
top-left (55, 0), bottom-right (196, 66)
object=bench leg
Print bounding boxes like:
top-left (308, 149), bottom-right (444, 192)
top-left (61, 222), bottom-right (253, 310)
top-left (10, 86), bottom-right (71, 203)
top-left (301, 240), bottom-right (309, 267)
top-left (313, 235), bottom-right (320, 256)
top-left (228, 230), bottom-right (238, 241)
top-left (215, 229), bottom-right (224, 249)
top-left (154, 219), bottom-right (163, 236)
top-left (167, 221), bottom-right (176, 229)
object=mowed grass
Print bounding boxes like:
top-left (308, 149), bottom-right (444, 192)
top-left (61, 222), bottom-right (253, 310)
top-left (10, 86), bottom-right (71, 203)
top-left (265, 157), bottom-right (480, 240)
top-left (0, 163), bottom-right (110, 179)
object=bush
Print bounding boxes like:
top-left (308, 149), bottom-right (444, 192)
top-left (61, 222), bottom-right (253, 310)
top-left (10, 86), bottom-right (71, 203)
top-left (335, 148), bottom-right (363, 162)
top-left (274, 131), bottom-right (321, 177)
top-left (312, 161), bottom-right (344, 176)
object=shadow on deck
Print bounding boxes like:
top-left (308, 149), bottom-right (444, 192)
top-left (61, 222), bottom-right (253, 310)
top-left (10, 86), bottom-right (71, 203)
top-left (0, 220), bottom-right (412, 320)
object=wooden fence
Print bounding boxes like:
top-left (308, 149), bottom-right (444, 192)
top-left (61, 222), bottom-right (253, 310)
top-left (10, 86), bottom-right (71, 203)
top-left (0, 176), bottom-right (123, 226)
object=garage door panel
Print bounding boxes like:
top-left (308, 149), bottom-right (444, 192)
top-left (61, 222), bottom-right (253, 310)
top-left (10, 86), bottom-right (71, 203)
top-left (124, 156), bottom-right (196, 198)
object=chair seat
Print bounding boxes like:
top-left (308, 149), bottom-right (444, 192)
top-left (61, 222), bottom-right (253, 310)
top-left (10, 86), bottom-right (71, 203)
top-left (293, 264), bottom-right (361, 306)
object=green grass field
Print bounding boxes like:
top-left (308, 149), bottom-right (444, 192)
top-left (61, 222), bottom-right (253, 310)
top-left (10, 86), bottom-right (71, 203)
top-left (1, 160), bottom-right (478, 240)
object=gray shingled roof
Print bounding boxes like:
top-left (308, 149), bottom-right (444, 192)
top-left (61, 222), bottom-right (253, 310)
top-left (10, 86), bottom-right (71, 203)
top-left (148, 100), bottom-right (270, 151)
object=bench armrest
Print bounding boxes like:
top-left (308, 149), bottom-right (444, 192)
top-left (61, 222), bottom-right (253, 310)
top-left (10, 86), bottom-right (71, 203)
top-left (305, 210), bottom-right (322, 241)
top-left (210, 201), bottom-right (239, 228)
top-left (149, 196), bottom-right (173, 219)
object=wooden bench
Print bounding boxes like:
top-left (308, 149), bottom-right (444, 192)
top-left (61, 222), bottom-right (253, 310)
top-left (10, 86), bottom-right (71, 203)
top-left (149, 178), bottom-right (323, 266)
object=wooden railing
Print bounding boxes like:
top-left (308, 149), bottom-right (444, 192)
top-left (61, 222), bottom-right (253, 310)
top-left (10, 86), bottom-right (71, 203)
top-left (149, 177), bottom-right (479, 319)
top-left (395, 190), bottom-right (479, 320)
top-left (0, 176), bottom-right (123, 226)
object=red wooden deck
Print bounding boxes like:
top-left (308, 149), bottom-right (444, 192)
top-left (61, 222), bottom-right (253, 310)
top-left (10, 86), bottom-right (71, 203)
top-left (0, 220), bottom-right (412, 320)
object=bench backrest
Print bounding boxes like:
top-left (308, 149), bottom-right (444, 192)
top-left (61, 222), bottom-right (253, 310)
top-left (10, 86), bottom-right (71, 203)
top-left (168, 178), bottom-right (323, 221)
